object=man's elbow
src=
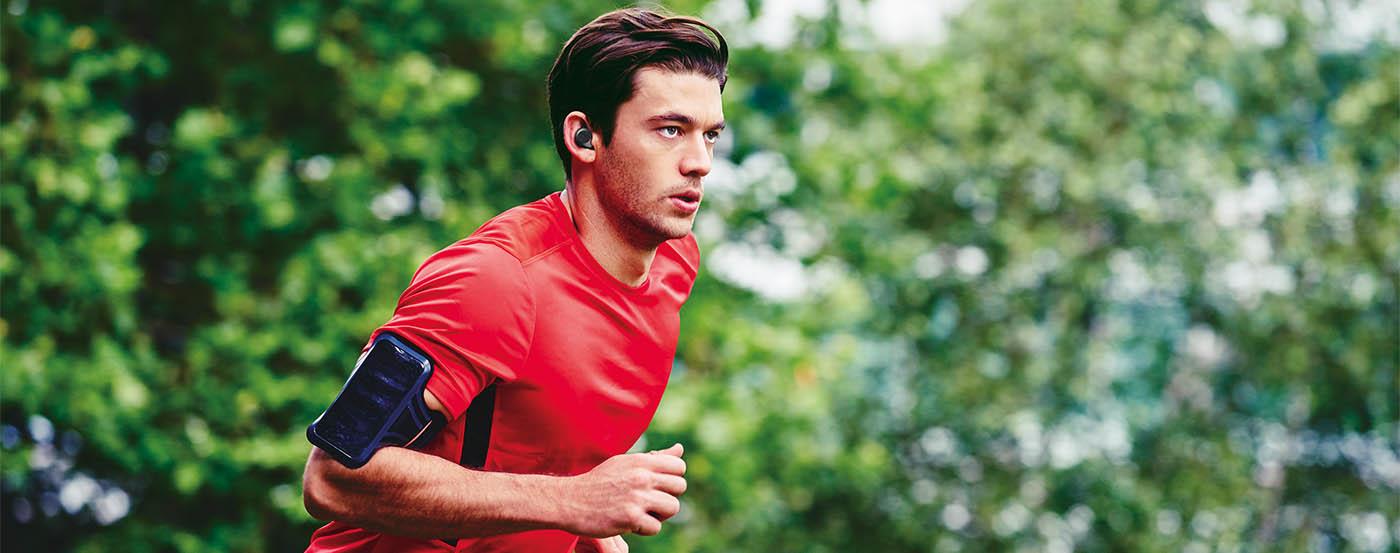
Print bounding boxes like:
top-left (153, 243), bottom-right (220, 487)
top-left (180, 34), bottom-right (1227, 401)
top-left (302, 448), bottom-right (349, 522)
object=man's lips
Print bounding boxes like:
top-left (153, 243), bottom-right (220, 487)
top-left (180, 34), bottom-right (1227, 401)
top-left (668, 190), bottom-right (702, 213)
top-left (669, 190), bottom-right (702, 203)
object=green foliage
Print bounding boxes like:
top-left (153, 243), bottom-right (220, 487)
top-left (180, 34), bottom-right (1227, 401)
top-left (2, 0), bottom-right (1396, 551)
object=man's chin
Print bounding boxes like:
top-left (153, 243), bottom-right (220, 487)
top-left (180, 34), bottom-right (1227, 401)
top-left (660, 217), bottom-right (696, 240)
top-left (639, 218), bottom-right (693, 244)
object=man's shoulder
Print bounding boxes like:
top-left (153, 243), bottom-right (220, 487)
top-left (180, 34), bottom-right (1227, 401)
top-left (407, 194), bottom-right (564, 287)
top-left (462, 194), bottom-right (570, 264)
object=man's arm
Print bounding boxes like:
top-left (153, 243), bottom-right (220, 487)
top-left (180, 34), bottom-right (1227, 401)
top-left (302, 391), bottom-right (688, 540)
top-left (303, 444), bottom-right (568, 539)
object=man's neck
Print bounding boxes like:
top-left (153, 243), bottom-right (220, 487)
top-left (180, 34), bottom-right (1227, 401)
top-left (560, 186), bottom-right (658, 287)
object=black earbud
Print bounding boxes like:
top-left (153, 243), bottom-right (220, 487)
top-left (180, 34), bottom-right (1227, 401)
top-left (573, 127), bottom-right (594, 150)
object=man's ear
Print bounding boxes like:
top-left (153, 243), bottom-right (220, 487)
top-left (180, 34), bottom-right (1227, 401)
top-left (563, 111), bottom-right (597, 165)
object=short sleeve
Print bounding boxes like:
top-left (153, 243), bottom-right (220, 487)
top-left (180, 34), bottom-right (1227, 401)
top-left (372, 241), bottom-right (535, 420)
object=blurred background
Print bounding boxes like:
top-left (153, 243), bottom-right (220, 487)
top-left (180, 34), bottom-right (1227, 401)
top-left (2, 0), bottom-right (1398, 551)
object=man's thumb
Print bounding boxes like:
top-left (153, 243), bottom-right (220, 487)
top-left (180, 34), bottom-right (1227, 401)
top-left (650, 443), bottom-right (684, 457)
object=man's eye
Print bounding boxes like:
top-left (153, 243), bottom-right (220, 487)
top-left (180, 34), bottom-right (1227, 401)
top-left (660, 127), bottom-right (680, 138)
top-left (704, 130), bottom-right (720, 143)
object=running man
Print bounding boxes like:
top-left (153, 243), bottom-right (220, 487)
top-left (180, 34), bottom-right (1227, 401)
top-left (301, 7), bottom-right (728, 553)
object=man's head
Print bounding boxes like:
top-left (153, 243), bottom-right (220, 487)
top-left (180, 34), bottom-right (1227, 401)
top-left (548, 8), bottom-right (728, 244)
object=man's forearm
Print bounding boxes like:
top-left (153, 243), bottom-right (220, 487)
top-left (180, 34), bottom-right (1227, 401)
top-left (303, 446), bottom-right (571, 540)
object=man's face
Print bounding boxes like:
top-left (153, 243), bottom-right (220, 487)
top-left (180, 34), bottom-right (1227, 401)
top-left (595, 67), bottom-right (725, 246)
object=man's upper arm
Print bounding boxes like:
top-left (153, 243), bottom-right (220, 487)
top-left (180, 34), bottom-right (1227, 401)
top-left (306, 241), bottom-right (533, 471)
top-left (423, 388), bottom-right (447, 418)
top-left (374, 241), bottom-right (536, 421)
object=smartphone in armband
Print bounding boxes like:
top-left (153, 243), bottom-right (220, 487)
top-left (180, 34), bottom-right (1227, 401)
top-left (307, 332), bottom-right (445, 469)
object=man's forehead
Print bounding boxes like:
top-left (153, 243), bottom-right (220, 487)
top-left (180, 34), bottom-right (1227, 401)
top-left (623, 67), bottom-right (724, 123)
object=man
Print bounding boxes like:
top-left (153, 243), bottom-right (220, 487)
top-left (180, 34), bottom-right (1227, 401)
top-left (300, 7), bottom-right (728, 553)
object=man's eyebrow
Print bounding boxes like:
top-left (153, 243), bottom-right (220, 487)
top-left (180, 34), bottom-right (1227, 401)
top-left (647, 112), bottom-right (726, 131)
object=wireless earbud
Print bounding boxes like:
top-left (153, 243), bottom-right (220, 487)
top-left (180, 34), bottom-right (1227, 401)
top-left (573, 127), bottom-right (594, 150)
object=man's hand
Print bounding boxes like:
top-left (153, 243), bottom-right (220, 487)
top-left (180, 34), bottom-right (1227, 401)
top-left (575, 535), bottom-right (628, 553)
top-left (559, 443), bottom-right (687, 538)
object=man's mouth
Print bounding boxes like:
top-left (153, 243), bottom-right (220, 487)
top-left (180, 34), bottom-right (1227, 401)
top-left (668, 190), bottom-right (702, 213)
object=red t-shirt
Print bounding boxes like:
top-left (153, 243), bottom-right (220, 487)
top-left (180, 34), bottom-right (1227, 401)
top-left (307, 192), bottom-right (699, 552)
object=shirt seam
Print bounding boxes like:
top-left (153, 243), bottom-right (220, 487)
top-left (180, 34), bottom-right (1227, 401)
top-left (483, 242), bottom-right (539, 384)
top-left (519, 238), bottom-right (573, 268)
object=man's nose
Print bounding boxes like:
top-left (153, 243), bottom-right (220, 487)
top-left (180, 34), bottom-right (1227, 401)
top-left (679, 136), bottom-right (712, 178)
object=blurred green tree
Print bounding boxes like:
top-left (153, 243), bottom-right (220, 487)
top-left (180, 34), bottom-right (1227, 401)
top-left (2, 0), bottom-right (1395, 551)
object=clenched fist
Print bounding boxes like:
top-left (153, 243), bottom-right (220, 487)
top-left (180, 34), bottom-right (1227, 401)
top-left (559, 443), bottom-right (688, 537)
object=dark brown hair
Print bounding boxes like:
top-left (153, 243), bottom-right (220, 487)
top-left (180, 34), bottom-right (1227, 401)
top-left (547, 7), bottom-right (728, 181)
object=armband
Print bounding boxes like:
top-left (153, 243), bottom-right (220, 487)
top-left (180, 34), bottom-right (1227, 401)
top-left (307, 332), bottom-right (447, 469)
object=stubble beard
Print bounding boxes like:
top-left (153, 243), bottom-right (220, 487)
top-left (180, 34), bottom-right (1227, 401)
top-left (596, 151), bottom-right (694, 248)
